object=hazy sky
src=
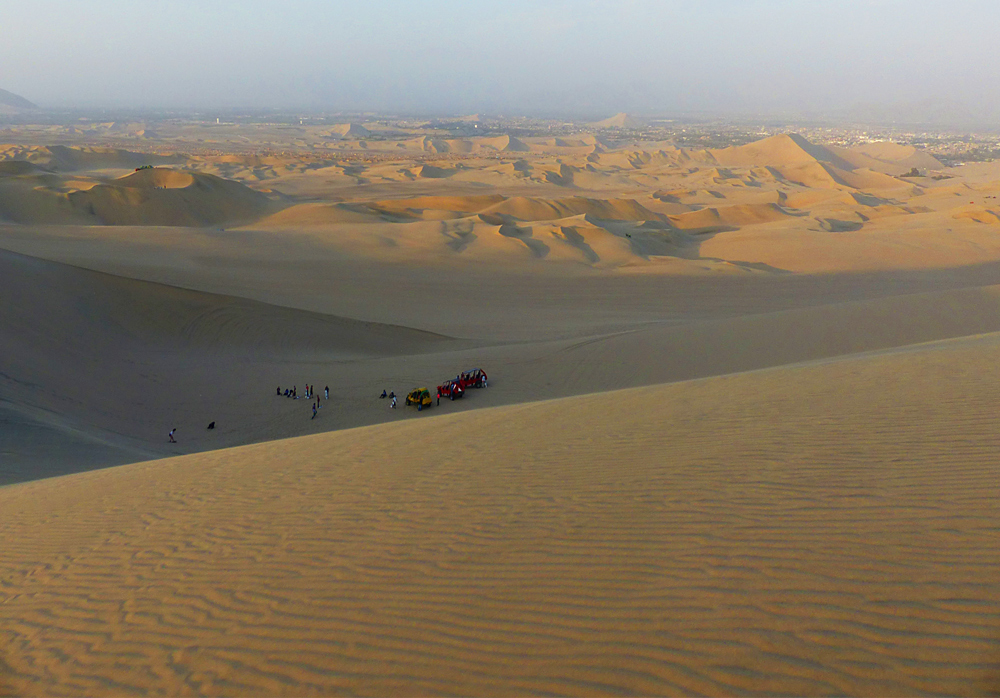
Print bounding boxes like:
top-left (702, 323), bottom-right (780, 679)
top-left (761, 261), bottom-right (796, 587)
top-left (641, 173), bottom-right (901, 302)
top-left (3, 0), bottom-right (1000, 117)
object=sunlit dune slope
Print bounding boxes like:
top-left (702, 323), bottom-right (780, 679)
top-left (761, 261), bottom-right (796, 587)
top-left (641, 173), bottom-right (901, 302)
top-left (2, 335), bottom-right (999, 696)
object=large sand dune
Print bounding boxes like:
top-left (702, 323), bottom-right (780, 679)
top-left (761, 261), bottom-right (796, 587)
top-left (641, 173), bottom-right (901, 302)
top-left (0, 166), bottom-right (275, 226)
top-left (2, 334), bottom-right (999, 696)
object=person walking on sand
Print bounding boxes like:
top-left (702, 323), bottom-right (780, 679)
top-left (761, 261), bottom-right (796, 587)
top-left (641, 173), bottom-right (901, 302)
top-left (312, 403), bottom-right (318, 419)
top-left (169, 428), bottom-right (176, 443)
top-left (390, 395), bottom-right (397, 409)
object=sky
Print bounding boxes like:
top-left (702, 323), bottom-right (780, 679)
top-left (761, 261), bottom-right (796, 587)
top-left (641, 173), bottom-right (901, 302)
top-left (3, 0), bottom-right (1000, 118)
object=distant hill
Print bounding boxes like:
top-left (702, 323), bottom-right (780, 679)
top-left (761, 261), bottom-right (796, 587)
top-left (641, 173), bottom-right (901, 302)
top-left (327, 123), bottom-right (371, 139)
top-left (591, 112), bottom-right (643, 129)
top-left (0, 88), bottom-right (38, 114)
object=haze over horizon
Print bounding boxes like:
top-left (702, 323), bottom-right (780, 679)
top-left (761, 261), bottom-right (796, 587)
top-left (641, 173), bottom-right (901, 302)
top-left (4, 1), bottom-right (1000, 119)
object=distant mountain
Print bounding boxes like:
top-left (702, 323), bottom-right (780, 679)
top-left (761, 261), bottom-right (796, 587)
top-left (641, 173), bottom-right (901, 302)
top-left (327, 123), bottom-right (371, 139)
top-left (590, 112), bottom-right (643, 129)
top-left (0, 88), bottom-right (38, 114)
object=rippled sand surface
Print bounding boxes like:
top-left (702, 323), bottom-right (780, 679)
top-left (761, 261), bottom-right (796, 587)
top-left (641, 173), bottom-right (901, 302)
top-left (3, 334), bottom-right (999, 696)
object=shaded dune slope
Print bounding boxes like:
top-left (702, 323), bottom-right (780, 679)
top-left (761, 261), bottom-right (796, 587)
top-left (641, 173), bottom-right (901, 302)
top-left (0, 249), bottom-right (453, 479)
top-left (10, 236), bottom-right (1000, 492)
top-left (2, 336), bottom-right (999, 696)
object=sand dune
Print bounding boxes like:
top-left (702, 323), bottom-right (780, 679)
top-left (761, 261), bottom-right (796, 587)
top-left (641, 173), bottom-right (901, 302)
top-left (0, 144), bottom-right (181, 171)
top-left (3, 132), bottom-right (983, 276)
top-left (953, 205), bottom-right (1000, 224)
top-left (711, 133), bottom-right (856, 171)
top-left (0, 167), bottom-right (274, 226)
top-left (481, 196), bottom-right (661, 222)
top-left (326, 123), bottom-right (371, 139)
top-left (3, 331), bottom-right (999, 696)
top-left (590, 111), bottom-right (643, 129)
top-left (668, 202), bottom-right (793, 230)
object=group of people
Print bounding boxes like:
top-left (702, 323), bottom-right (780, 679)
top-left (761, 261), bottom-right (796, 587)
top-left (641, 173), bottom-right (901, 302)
top-left (277, 384), bottom-right (330, 420)
top-left (380, 390), bottom-right (397, 409)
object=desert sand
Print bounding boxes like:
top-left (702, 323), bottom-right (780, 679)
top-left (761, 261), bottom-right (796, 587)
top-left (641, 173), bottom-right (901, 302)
top-left (2, 130), bottom-right (1000, 694)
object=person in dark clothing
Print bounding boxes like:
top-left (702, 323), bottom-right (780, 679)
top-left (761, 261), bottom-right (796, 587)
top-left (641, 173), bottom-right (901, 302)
top-left (312, 404), bottom-right (318, 419)
top-left (207, 422), bottom-right (215, 430)
top-left (325, 386), bottom-right (329, 400)
top-left (277, 386), bottom-right (281, 396)
top-left (380, 390), bottom-right (387, 399)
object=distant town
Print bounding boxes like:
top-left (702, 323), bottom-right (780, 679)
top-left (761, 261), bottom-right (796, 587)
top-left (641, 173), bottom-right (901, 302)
top-left (3, 106), bottom-right (1000, 166)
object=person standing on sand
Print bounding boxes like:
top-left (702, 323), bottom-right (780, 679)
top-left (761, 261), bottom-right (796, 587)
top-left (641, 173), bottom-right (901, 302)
top-left (312, 403), bottom-right (318, 419)
top-left (325, 386), bottom-right (329, 400)
top-left (169, 428), bottom-right (176, 443)
top-left (390, 395), bottom-right (397, 409)
top-left (277, 386), bottom-right (281, 396)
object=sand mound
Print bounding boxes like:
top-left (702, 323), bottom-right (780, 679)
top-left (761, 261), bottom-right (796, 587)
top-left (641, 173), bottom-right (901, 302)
top-left (711, 133), bottom-right (855, 171)
top-left (327, 123), bottom-right (371, 139)
top-left (0, 168), bottom-right (274, 226)
top-left (0, 145), bottom-right (181, 171)
top-left (77, 169), bottom-right (272, 226)
top-left (783, 189), bottom-right (856, 209)
top-left (116, 167), bottom-right (196, 189)
top-left (847, 141), bottom-right (944, 171)
top-left (367, 195), bottom-right (505, 218)
top-left (483, 134), bottom-right (530, 152)
top-left (668, 203), bottom-right (792, 230)
top-left (249, 202), bottom-right (385, 226)
top-left (414, 164), bottom-right (455, 178)
top-left (0, 160), bottom-right (39, 176)
top-left (2, 331), bottom-right (999, 695)
top-left (953, 205), bottom-right (1000, 224)
top-left (482, 196), bottom-right (660, 222)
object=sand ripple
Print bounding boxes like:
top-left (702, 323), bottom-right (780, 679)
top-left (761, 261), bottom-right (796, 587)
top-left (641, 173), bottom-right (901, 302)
top-left (2, 336), bottom-right (1000, 695)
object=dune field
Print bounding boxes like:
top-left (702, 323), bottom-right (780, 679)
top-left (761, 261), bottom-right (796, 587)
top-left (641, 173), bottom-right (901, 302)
top-left (2, 131), bottom-right (1000, 694)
